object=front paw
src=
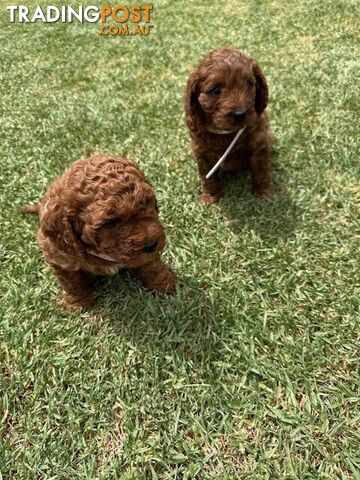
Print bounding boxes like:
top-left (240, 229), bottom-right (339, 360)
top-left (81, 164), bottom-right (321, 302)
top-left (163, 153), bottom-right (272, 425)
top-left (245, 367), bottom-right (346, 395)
top-left (254, 184), bottom-right (275, 199)
top-left (199, 192), bottom-right (221, 205)
top-left (145, 269), bottom-right (177, 295)
top-left (62, 290), bottom-right (96, 310)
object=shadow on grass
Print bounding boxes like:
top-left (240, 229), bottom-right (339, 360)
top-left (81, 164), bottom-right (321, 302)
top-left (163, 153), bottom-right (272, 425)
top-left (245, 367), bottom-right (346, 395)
top-left (92, 271), bottom-right (226, 365)
top-left (219, 150), bottom-right (302, 242)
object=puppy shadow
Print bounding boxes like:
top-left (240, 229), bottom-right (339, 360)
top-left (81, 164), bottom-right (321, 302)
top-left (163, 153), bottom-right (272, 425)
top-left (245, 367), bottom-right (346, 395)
top-left (90, 272), bottom-right (226, 366)
top-left (219, 151), bottom-right (301, 243)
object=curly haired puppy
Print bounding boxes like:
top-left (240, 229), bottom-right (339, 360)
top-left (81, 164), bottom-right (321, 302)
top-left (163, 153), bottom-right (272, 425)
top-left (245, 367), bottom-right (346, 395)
top-left (24, 155), bottom-right (177, 309)
top-left (185, 47), bottom-right (274, 204)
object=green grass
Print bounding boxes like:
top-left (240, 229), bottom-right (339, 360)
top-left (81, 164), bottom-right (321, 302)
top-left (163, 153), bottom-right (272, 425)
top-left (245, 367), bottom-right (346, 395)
top-left (0, 0), bottom-right (359, 478)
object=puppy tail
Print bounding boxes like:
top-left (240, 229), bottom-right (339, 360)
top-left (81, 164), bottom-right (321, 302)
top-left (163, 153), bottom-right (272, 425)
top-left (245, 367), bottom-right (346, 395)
top-left (22, 204), bottom-right (40, 215)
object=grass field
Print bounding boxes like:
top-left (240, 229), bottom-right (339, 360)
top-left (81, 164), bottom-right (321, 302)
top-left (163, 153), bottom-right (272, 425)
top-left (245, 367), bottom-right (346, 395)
top-left (0, 0), bottom-right (359, 478)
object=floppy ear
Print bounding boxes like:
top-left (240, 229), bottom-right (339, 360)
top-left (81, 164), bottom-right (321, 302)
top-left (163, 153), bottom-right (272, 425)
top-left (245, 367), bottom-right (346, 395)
top-left (184, 70), bottom-right (202, 131)
top-left (41, 200), bottom-right (85, 257)
top-left (252, 62), bottom-right (268, 114)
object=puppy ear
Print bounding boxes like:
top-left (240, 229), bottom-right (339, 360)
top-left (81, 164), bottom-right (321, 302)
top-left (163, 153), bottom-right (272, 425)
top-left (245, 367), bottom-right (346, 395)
top-left (252, 62), bottom-right (268, 114)
top-left (184, 70), bottom-right (201, 131)
top-left (41, 200), bottom-right (85, 257)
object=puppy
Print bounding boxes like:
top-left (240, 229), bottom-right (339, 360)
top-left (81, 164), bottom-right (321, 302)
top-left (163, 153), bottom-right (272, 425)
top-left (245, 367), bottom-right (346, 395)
top-left (23, 155), bottom-right (177, 309)
top-left (184, 47), bottom-right (274, 204)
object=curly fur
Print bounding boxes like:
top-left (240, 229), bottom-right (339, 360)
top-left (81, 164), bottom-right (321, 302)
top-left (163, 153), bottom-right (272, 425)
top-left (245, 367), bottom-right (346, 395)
top-left (184, 47), bottom-right (274, 204)
top-left (24, 155), bottom-right (176, 309)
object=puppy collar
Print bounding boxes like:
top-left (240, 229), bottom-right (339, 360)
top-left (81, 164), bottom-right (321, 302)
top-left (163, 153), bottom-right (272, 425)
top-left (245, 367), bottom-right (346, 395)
top-left (208, 127), bottom-right (235, 135)
top-left (87, 250), bottom-right (118, 263)
top-left (206, 126), bottom-right (246, 179)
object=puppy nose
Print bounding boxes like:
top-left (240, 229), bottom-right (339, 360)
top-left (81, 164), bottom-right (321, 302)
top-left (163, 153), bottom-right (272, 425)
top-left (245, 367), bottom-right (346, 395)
top-left (233, 110), bottom-right (246, 122)
top-left (143, 240), bottom-right (158, 253)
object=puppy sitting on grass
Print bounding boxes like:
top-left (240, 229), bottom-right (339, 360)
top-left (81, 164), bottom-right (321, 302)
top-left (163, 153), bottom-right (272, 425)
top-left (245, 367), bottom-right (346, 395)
top-left (23, 155), bottom-right (177, 310)
top-left (184, 47), bottom-right (274, 204)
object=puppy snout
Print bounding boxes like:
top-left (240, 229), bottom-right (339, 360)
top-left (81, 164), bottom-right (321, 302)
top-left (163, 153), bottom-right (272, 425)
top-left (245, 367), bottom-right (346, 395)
top-left (143, 240), bottom-right (158, 253)
top-left (233, 110), bottom-right (246, 123)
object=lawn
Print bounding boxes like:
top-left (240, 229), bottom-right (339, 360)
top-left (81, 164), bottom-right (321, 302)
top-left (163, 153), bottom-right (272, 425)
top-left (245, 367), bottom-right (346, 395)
top-left (0, 0), bottom-right (359, 478)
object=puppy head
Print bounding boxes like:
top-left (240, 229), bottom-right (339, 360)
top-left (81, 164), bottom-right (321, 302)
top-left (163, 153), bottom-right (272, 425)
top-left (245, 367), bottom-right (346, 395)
top-left (185, 48), bottom-right (268, 133)
top-left (81, 173), bottom-right (165, 267)
top-left (42, 169), bottom-right (165, 269)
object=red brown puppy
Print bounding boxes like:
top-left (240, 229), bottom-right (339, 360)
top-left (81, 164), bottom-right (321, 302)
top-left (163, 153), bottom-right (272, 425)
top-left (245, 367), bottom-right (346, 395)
top-left (184, 47), bottom-right (274, 204)
top-left (24, 155), bottom-right (176, 309)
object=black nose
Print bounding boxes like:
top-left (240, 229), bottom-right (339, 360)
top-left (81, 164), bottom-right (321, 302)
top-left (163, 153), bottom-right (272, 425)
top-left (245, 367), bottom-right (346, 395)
top-left (143, 240), bottom-right (158, 253)
top-left (233, 110), bottom-right (246, 122)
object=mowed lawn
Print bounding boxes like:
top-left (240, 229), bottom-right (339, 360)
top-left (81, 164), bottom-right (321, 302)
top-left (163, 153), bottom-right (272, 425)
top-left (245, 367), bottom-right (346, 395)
top-left (0, 0), bottom-right (359, 478)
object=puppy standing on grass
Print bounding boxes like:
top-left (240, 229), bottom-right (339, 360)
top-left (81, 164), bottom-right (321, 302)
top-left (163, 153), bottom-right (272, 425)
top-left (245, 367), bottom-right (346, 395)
top-left (184, 47), bottom-right (274, 204)
top-left (23, 155), bottom-right (177, 310)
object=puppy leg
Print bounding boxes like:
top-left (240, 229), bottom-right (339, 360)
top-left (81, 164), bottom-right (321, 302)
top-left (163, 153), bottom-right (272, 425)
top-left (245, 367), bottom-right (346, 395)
top-left (52, 265), bottom-right (96, 310)
top-left (197, 159), bottom-right (222, 204)
top-left (249, 144), bottom-right (274, 198)
top-left (137, 257), bottom-right (177, 294)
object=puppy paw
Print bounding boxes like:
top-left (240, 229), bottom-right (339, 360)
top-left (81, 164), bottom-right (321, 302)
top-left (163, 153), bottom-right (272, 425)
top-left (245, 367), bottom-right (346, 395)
top-left (254, 184), bottom-right (275, 199)
top-left (146, 269), bottom-right (177, 295)
top-left (199, 192), bottom-right (221, 205)
top-left (62, 291), bottom-right (96, 310)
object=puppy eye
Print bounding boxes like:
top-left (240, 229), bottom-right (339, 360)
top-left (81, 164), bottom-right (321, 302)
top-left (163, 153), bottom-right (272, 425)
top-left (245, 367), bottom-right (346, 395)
top-left (143, 198), bottom-right (157, 211)
top-left (246, 80), bottom-right (254, 89)
top-left (103, 218), bottom-right (122, 228)
top-left (209, 86), bottom-right (222, 96)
